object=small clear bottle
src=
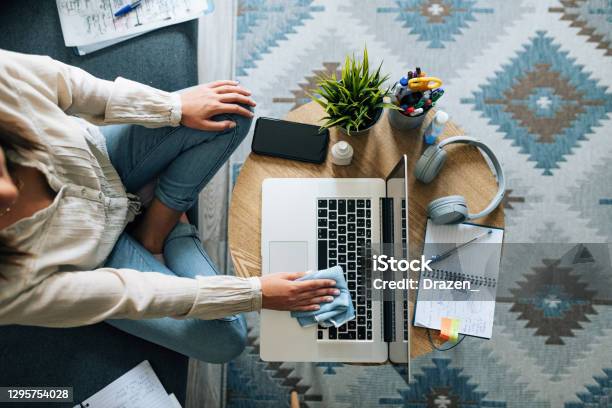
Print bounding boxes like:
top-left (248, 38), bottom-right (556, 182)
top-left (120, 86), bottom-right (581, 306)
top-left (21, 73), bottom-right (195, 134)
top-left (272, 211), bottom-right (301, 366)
top-left (331, 141), bottom-right (353, 166)
top-left (423, 110), bottom-right (449, 145)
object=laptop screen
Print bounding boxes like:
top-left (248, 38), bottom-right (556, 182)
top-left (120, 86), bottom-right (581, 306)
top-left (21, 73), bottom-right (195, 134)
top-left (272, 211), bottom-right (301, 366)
top-left (385, 155), bottom-right (409, 258)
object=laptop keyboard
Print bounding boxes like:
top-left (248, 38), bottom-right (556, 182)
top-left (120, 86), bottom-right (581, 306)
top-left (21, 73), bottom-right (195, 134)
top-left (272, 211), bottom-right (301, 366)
top-left (316, 198), bottom-right (373, 341)
top-left (402, 199), bottom-right (409, 341)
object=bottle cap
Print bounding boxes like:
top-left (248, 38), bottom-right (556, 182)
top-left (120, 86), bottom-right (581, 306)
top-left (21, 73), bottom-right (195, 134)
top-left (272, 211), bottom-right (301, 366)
top-left (434, 110), bottom-right (449, 125)
top-left (337, 141), bottom-right (349, 153)
top-left (399, 77), bottom-right (408, 86)
top-left (424, 135), bottom-right (437, 145)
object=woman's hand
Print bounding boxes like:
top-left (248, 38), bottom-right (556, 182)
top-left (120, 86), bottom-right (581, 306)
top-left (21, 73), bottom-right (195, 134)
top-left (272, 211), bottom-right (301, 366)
top-left (259, 272), bottom-right (339, 312)
top-left (180, 80), bottom-right (256, 131)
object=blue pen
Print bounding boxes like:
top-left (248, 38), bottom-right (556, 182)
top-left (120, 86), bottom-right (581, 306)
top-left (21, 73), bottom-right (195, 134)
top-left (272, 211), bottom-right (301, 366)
top-left (114, 0), bottom-right (141, 17)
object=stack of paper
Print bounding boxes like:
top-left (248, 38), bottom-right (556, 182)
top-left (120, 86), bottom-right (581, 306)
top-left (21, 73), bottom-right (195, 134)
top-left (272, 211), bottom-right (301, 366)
top-left (56, 0), bottom-right (213, 55)
top-left (74, 360), bottom-right (181, 408)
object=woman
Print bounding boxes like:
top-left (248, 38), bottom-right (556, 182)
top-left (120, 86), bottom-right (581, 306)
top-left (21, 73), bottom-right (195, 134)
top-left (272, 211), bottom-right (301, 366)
top-left (0, 50), bottom-right (338, 363)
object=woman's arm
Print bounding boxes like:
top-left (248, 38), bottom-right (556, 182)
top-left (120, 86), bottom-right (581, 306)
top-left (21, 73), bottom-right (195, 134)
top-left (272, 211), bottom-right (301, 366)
top-left (0, 50), bottom-right (165, 127)
top-left (0, 50), bottom-right (255, 129)
top-left (50, 56), bottom-right (182, 127)
top-left (0, 267), bottom-right (337, 327)
top-left (0, 267), bottom-right (258, 327)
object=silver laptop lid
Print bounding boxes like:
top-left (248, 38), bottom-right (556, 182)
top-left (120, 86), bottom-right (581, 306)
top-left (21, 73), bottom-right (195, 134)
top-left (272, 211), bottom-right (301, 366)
top-left (384, 155), bottom-right (411, 368)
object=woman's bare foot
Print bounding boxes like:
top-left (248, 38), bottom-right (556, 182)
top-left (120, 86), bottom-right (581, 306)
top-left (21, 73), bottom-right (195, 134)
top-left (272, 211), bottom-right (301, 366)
top-left (179, 213), bottom-right (190, 224)
top-left (131, 198), bottom-right (182, 254)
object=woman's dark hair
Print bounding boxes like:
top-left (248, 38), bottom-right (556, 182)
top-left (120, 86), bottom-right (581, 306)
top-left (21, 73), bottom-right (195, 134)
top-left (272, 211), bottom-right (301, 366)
top-left (0, 131), bottom-right (43, 265)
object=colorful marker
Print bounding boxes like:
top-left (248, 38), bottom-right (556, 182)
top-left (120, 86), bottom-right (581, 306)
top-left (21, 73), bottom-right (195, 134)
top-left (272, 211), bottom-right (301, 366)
top-left (431, 88), bottom-right (445, 102)
top-left (409, 107), bottom-right (424, 116)
top-left (392, 67), bottom-right (443, 118)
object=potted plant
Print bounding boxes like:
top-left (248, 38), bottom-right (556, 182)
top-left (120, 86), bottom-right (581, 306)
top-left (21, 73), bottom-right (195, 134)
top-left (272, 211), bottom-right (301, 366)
top-left (310, 47), bottom-right (397, 135)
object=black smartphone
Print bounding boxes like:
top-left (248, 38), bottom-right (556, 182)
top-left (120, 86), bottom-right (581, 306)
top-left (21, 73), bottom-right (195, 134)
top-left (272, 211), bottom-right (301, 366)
top-left (251, 117), bottom-right (329, 164)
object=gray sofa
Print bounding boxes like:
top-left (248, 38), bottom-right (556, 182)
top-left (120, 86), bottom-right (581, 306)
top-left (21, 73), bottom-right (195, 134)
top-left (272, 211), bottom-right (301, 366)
top-left (0, 1), bottom-right (200, 405)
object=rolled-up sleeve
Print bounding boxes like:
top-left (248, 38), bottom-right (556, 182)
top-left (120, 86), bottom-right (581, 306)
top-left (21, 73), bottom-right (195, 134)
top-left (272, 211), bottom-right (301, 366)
top-left (0, 50), bottom-right (182, 128)
top-left (183, 275), bottom-right (262, 320)
top-left (103, 77), bottom-right (182, 127)
top-left (55, 61), bottom-right (183, 127)
top-left (0, 268), bottom-right (262, 328)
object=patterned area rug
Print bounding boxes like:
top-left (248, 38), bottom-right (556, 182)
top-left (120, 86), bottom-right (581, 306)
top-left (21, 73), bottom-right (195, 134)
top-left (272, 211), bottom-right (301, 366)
top-left (226, 1), bottom-right (612, 406)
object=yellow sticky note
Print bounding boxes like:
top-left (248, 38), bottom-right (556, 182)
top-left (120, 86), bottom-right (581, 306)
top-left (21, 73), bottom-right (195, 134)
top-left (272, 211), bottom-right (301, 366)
top-left (449, 319), bottom-right (460, 342)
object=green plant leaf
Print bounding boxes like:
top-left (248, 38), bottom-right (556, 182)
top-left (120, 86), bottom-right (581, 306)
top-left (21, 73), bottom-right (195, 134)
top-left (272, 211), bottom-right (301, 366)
top-left (347, 122), bottom-right (353, 132)
top-left (312, 44), bottom-right (393, 133)
top-left (383, 102), bottom-right (401, 110)
top-left (310, 95), bottom-right (327, 109)
top-left (325, 115), bottom-right (352, 128)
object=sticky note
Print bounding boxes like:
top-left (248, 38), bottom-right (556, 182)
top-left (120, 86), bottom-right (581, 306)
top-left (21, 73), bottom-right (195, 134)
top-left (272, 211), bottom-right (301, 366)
top-left (440, 317), bottom-right (452, 341)
top-left (439, 317), bottom-right (460, 342)
top-left (449, 319), bottom-right (460, 342)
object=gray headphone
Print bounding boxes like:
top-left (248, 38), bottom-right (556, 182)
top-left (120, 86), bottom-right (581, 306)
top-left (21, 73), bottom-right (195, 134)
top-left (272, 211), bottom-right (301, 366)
top-left (414, 136), bottom-right (505, 225)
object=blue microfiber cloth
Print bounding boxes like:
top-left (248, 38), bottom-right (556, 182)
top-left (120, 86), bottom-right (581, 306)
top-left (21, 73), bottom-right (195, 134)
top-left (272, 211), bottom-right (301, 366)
top-left (290, 266), bottom-right (355, 328)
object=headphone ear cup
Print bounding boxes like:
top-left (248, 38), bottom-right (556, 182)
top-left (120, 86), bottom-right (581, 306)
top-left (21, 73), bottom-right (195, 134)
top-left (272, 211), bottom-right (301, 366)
top-left (414, 146), bottom-right (447, 183)
top-left (427, 195), bottom-right (468, 224)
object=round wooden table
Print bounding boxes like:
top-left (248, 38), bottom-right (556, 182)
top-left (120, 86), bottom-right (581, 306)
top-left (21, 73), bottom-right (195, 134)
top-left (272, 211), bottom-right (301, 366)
top-left (228, 101), bottom-right (504, 358)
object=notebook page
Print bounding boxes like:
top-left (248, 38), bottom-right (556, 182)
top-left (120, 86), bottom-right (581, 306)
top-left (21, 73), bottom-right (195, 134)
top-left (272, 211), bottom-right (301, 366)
top-left (413, 221), bottom-right (503, 339)
top-left (413, 300), bottom-right (496, 338)
top-left (56, 0), bottom-right (211, 47)
top-left (74, 361), bottom-right (174, 408)
top-left (424, 222), bottom-right (503, 287)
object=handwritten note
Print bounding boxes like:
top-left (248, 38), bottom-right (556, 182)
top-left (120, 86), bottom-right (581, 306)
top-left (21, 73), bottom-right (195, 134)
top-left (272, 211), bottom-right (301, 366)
top-left (413, 300), bottom-right (496, 339)
top-left (74, 360), bottom-right (175, 408)
top-left (413, 221), bottom-right (504, 339)
top-left (56, 0), bottom-right (210, 47)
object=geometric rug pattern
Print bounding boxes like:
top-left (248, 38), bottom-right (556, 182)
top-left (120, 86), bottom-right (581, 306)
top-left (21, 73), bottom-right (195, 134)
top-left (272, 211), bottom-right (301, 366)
top-left (376, 0), bottom-right (495, 49)
top-left (236, 0), bottom-right (325, 76)
top-left (549, 0), bottom-right (612, 57)
top-left (461, 31), bottom-right (612, 175)
top-left (226, 0), bottom-right (612, 406)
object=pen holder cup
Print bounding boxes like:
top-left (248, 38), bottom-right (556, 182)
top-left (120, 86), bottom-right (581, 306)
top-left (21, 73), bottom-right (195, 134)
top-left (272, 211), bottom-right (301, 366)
top-left (388, 108), bottom-right (426, 131)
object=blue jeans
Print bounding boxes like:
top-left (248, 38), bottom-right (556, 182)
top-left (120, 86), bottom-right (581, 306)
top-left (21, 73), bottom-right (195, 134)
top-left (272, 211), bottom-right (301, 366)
top-left (100, 108), bottom-right (252, 363)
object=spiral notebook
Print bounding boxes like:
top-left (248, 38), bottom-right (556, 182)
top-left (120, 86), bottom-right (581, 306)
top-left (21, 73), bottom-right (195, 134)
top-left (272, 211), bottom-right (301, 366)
top-left (413, 220), bottom-right (504, 339)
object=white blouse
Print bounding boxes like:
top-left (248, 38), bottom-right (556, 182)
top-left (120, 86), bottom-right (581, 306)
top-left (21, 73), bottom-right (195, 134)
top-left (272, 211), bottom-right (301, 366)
top-left (0, 50), bottom-right (261, 327)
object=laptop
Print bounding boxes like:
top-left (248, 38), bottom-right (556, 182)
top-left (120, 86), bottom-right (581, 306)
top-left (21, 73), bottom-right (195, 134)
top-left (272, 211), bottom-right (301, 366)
top-left (260, 155), bottom-right (410, 364)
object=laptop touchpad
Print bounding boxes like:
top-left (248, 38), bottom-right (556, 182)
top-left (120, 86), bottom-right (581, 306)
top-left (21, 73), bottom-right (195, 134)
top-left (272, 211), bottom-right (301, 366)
top-left (269, 241), bottom-right (308, 273)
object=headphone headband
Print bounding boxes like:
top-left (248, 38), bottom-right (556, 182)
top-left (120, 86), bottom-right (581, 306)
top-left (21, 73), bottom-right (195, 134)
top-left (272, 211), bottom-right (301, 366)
top-left (437, 136), bottom-right (505, 220)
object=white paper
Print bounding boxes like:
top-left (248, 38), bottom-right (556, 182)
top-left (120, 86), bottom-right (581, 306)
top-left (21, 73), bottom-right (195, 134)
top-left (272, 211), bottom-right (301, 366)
top-left (76, 32), bottom-right (144, 55)
top-left (413, 221), bottom-right (504, 339)
top-left (57, 0), bottom-right (211, 47)
top-left (168, 393), bottom-right (182, 408)
top-left (414, 300), bottom-right (497, 339)
top-left (74, 360), bottom-right (174, 408)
